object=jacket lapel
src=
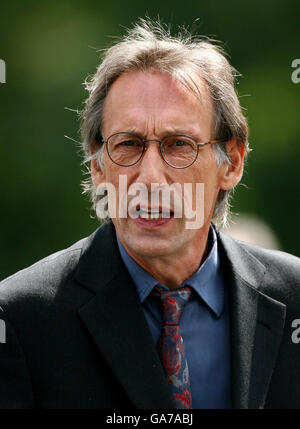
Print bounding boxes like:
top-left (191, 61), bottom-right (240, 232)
top-left (75, 221), bottom-right (174, 409)
top-left (218, 231), bottom-right (286, 409)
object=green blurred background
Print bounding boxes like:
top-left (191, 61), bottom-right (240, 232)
top-left (0, 0), bottom-right (299, 280)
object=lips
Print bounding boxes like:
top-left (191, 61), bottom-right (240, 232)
top-left (137, 206), bottom-right (173, 220)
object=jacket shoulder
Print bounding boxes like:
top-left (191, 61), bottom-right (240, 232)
top-left (0, 234), bottom-right (91, 303)
top-left (219, 231), bottom-right (299, 275)
top-left (234, 238), bottom-right (299, 282)
top-left (218, 231), bottom-right (300, 305)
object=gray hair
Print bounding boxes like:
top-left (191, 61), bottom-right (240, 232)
top-left (80, 18), bottom-right (250, 227)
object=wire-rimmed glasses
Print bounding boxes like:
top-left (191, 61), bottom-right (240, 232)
top-left (101, 132), bottom-right (226, 169)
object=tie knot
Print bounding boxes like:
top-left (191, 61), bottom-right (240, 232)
top-left (152, 286), bottom-right (192, 325)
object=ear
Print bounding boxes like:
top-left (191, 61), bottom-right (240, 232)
top-left (91, 142), bottom-right (106, 187)
top-left (219, 139), bottom-right (246, 190)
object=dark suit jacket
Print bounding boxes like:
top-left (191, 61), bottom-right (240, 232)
top-left (0, 220), bottom-right (299, 409)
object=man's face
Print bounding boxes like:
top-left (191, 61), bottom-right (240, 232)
top-left (92, 70), bottom-right (241, 262)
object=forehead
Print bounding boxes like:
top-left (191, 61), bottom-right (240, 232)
top-left (102, 70), bottom-right (213, 137)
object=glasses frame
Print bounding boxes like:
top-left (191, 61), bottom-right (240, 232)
top-left (101, 132), bottom-right (226, 169)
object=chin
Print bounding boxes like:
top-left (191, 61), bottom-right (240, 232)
top-left (126, 236), bottom-right (184, 259)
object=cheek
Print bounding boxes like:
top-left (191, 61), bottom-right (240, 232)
top-left (190, 162), bottom-right (221, 204)
top-left (191, 161), bottom-right (219, 187)
top-left (103, 159), bottom-right (122, 185)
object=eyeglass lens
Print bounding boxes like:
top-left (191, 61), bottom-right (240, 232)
top-left (106, 133), bottom-right (198, 168)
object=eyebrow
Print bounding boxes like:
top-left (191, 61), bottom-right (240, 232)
top-left (113, 127), bottom-right (205, 141)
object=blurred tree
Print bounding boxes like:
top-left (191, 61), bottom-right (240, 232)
top-left (0, 0), bottom-right (299, 279)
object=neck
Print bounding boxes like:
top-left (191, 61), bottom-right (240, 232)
top-left (121, 225), bottom-right (211, 290)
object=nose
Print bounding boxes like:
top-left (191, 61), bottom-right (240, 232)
top-left (136, 140), bottom-right (168, 186)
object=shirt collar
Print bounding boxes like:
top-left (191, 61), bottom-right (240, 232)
top-left (116, 224), bottom-right (224, 318)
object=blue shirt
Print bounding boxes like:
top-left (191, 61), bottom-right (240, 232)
top-left (116, 226), bottom-right (232, 409)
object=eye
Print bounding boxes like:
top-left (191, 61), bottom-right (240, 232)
top-left (117, 138), bottom-right (143, 149)
top-left (164, 136), bottom-right (195, 150)
top-left (120, 139), bottom-right (140, 147)
top-left (174, 139), bottom-right (189, 147)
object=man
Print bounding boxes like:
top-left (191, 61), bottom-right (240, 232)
top-left (0, 19), bottom-right (299, 409)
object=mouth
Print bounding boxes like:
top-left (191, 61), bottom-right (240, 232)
top-left (127, 204), bottom-right (175, 228)
top-left (136, 206), bottom-right (174, 220)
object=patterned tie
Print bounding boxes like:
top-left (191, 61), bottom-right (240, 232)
top-left (152, 286), bottom-right (192, 409)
